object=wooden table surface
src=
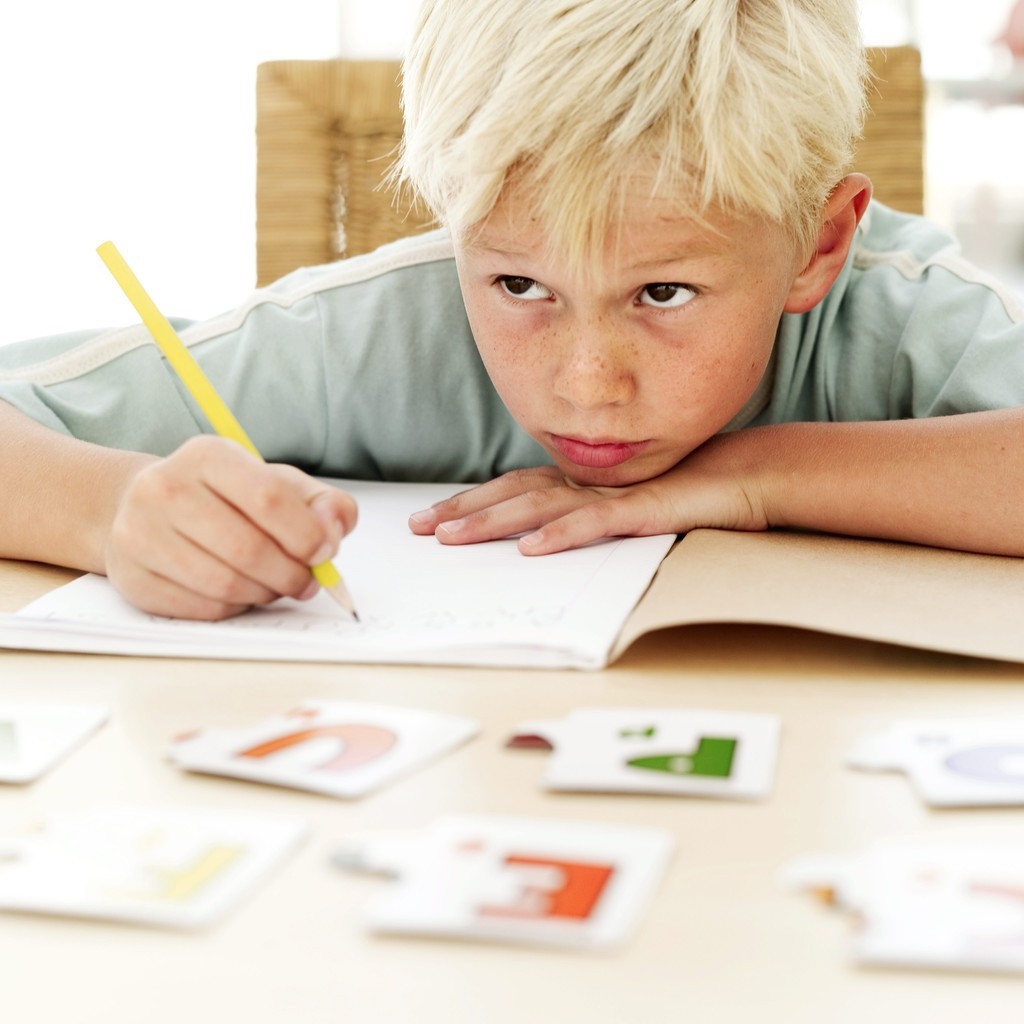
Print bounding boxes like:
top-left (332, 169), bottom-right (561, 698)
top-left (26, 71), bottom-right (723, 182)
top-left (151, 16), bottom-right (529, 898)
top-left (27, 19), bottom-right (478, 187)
top-left (2, 558), bottom-right (1023, 1024)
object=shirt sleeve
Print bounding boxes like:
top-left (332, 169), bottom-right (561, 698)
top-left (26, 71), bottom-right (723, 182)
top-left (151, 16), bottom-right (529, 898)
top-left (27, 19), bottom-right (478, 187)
top-left (0, 320), bottom-right (215, 455)
top-left (760, 202), bottom-right (1024, 424)
top-left (0, 232), bottom-right (549, 482)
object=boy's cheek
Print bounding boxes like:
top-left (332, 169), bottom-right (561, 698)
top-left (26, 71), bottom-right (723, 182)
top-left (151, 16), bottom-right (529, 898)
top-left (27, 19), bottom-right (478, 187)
top-left (474, 331), bottom-right (554, 407)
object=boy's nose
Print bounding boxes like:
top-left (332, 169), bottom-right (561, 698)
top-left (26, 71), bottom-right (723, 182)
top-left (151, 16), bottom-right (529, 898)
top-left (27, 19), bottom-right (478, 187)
top-left (553, 326), bottom-right (636, 411)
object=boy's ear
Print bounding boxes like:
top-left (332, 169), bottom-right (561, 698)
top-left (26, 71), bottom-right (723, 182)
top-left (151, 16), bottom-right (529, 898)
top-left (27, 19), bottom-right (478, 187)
top-left (784, 174), bottom-right (872, 314)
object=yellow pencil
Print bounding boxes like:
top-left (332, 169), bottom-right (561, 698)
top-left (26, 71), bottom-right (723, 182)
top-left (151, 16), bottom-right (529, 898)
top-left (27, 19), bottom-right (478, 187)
top-left (96, 241), bottom-right (358, 619)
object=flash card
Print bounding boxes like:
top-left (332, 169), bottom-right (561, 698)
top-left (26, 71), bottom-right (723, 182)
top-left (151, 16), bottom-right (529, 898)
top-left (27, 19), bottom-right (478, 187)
top-left (508, 707), bottom-right (779, 799)
top-left (168, 699), bottom-right (479, 798)
top-left (0, 702), bottom-right (108, 783)
top-left (0, 804), bottom-right (305, 929)
top-left (847, 718), bottom-right (1024, 807)
top-left (334, 814), bottom-right (673, 950)
top-left (785, 838), bottom-right (1024, 974)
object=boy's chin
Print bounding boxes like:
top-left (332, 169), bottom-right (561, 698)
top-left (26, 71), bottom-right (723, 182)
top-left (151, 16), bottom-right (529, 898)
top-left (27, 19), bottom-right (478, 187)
top-left (559, 460), bottom-right (665, 490)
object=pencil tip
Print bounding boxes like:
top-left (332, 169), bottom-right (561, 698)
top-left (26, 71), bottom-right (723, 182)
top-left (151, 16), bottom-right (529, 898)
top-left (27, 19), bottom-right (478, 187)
top-left (321, 577), bottom-right (359, 621)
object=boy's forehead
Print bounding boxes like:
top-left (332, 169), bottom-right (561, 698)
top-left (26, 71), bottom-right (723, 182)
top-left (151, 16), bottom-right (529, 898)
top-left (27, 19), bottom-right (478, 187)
top-left (459, 183), bottom-right (767, 268)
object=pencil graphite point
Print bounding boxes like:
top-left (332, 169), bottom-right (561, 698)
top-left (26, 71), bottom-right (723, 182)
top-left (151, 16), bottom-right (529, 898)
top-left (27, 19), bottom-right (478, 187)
top-left (323, 578), bottom-right (360, 621)
top-left (311, 559), bottom-right (359, 620)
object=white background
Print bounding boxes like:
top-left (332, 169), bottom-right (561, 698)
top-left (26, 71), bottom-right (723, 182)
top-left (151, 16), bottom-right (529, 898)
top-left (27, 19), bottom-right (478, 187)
top-left (0, 1), bottom-right (414, 345)
top-left (1, 0), bottom-right (1021, 346)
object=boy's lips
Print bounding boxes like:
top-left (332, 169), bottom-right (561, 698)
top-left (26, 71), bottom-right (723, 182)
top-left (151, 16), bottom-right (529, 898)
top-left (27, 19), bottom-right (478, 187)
top-left (548, 434), bottom-right (649, 469)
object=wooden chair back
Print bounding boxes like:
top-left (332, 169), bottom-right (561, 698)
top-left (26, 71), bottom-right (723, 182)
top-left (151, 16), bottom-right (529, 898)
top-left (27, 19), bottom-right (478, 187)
top-left (255, 47), bottom-right (923, 285)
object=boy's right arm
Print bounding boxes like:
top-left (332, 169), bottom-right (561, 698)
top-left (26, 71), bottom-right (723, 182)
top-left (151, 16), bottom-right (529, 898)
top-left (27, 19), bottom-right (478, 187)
top-left (0, 399), bottom-right (150, 573)
top-left (0, 401), bottom-right (357, 620)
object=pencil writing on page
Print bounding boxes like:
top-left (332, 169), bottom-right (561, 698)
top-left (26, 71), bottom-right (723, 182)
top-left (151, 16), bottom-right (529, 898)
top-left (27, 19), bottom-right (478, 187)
top-left (95, 241), bottom-right (359, 620)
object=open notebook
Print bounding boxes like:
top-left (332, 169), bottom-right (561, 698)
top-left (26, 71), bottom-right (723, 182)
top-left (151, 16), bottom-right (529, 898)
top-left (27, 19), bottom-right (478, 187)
top-left (0, 481), bottom-right (674, 670)
top-left (2, 479), bottom-right (1023, 670)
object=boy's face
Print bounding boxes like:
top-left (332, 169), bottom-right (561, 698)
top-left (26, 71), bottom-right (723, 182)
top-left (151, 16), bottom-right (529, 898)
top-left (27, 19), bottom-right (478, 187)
top-left (452, 180), bottom-right (808, 487)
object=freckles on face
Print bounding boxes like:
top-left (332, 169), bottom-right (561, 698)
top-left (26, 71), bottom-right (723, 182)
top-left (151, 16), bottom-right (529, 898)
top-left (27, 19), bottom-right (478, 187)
top-left (451, 193), bottom-right (801, 484)
top-left (467, 289), bottom-right (549, 386)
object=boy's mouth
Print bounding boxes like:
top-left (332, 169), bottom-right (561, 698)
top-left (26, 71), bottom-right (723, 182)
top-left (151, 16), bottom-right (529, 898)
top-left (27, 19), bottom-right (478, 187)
top-left (548, 434), bottom-right (649, 470)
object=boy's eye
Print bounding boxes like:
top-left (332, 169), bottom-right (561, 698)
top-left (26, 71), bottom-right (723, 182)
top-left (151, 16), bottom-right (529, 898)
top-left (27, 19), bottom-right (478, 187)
top-left (497, 276), bottom-right (553, 301)
top-left (638, 283), bottom-right (697, 308)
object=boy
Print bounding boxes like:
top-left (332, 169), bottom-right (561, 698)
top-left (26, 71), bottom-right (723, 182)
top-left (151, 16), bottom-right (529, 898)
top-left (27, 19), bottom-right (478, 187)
top-left (1, 0), bottom-right (1022, 622)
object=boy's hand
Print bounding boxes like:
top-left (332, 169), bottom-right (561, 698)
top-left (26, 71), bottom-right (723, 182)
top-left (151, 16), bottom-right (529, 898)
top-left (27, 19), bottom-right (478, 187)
top-left (104, 436), bottom-right (358, 620)
top-left (411, 411), bottom-right (1024, 560)
top-left (408, 435), bottom-right (769, 553)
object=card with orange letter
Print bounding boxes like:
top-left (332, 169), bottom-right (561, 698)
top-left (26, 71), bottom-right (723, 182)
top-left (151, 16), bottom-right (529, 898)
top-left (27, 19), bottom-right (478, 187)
top-left (168, 699), bottom-right (479, 798)
top-left (334, 814), bottom-right (673, 950)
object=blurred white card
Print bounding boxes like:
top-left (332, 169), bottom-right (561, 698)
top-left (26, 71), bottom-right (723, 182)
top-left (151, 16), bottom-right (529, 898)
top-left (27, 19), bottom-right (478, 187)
top-left (0, 804), bottom-right (306, 929)
top-left (508, 707), bottom-right (779, 799)
top-left (847, 718), bottom-right (1024, 806)
top-left (168, 699), bottom-right (478, 798)
top-left (785, 836), bottom-right (1024, 974)
top-left (335, 814), bottom-right (673, 950)
top-left (0, 703), bottom-right (108, 783)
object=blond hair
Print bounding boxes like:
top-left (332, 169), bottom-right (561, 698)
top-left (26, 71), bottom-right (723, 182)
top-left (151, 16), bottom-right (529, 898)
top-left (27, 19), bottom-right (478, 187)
top-left (396, 0), bottom-right (868, 263)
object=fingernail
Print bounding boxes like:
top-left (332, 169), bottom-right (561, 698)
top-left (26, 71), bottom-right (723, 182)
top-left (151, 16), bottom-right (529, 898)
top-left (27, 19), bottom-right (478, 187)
top-left (297, 578), bottom-right (320, 601)
top-left (436, 518), bottom-right (465, 537)
top-left (409, 509), bottom-right (435, 526)
top-left (519, 531), bottom-right (544, 549)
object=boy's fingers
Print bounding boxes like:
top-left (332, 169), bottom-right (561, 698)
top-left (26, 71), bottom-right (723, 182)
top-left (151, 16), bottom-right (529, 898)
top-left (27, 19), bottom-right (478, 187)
top-left (517, 490), bottom-right (683, 555)
top-left (431, 486), bottom-right (605, 545)
top-left (174, 437), bottom-right (356, 568)
top-left (196, 461), bottom-right (329, 565)
top-left (307, 488), bottom-right (359, 563)
top-left (517, 495), bottom-right (656, 555)
top-left (107, 530), bottom-right (277, 620)
top-left (408, 467), bottom-right (564, 533)
top-left (128, 455), bottom-right (318, 599)
top-left (180, 490), bottom-right (320, 598)
top-left (128, 571), bottom-right (253, 621)
top-left (115, 438), bottom-right (360, 606)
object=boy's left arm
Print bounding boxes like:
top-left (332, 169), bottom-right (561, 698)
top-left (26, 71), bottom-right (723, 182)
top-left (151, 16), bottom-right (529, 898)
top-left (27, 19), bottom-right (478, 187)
top-left (410, 408), bottom-right (1024, 558)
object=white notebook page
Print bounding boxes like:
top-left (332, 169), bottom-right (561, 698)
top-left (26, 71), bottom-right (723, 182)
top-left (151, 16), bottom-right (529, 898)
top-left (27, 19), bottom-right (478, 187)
top-left (1, 480), bottom-right (675, 669)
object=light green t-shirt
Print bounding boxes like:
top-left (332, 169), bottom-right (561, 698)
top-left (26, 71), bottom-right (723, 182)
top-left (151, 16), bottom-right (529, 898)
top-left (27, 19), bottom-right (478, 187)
top-left (1, 202), bottom-right (1021, 481)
